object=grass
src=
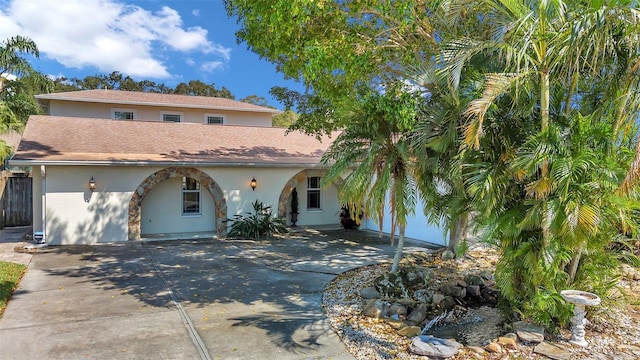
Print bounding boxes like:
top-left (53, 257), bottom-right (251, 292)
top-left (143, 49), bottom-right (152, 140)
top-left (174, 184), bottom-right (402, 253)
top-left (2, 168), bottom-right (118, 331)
top-left (0, 261), bottom-right (27, 317)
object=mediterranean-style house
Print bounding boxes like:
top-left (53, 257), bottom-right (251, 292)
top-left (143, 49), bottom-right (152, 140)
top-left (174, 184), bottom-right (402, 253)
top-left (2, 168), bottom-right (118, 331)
top-left (9, 89), bottom-right (445, 246)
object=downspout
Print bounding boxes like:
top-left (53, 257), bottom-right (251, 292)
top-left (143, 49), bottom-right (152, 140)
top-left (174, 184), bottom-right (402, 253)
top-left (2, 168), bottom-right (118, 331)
top-left (41, 165), bottom-right (46, 242)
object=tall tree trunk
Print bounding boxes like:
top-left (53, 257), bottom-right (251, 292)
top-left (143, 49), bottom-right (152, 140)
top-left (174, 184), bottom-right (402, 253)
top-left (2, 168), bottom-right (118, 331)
top-left (391, 224), bottom-right (406, 273)
top-left (447, 212), bottom-right (469, 253)
top-left (567, 244), bottom-right (584, 285)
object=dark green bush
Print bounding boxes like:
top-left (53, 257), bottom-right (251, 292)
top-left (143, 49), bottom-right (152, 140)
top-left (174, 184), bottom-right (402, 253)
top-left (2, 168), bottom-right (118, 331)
top-left (227, 200), bottom-right (288, 239)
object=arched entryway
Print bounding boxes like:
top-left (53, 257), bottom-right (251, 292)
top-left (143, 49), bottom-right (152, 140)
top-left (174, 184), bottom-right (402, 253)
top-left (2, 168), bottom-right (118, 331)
top-left (128, 167), bottom-right (227, 240)
top-left (278, 169), bottom-right (343, 226)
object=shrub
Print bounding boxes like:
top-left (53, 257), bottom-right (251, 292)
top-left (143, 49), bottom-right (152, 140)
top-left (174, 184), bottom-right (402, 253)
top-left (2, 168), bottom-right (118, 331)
top-left (227, 200), bottom-right (288, 239)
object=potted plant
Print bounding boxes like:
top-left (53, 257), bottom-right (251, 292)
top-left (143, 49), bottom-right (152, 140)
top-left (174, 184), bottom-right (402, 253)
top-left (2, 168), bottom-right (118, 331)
top-left (290, 188), bottom-right (299, 226)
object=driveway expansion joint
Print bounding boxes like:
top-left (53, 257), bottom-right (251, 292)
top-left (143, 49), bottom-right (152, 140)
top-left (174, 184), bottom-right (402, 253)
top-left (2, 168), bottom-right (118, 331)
top-left (142, 244), bottom-right (213, 360)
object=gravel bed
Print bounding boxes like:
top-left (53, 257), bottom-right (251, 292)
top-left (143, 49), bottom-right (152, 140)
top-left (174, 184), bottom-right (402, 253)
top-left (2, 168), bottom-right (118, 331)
top-left (322, 248), bottom-right (640, 359)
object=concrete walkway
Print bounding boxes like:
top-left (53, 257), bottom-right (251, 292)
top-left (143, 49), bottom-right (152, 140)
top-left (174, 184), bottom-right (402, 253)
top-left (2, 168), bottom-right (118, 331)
top-left (0, 227), bottom-right (439, 359)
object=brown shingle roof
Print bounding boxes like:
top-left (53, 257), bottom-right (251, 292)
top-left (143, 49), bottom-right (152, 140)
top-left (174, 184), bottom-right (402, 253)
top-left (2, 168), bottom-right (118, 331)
top-left (10, 116), bottom-right (335, 166)
top-left (35, 89), bottom-right (280, 114)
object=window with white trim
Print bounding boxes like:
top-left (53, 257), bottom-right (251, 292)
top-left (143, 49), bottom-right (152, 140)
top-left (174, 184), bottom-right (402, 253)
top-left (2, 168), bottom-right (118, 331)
top-left (307, 176), bottom-right (321, 210)
top-left (111, 108), bottom-right (137, 120)
top-left (182, 177), bottom-right (200, 214)
top-left (161, 112), bottom-right (183, 122)
top-left (204, 114), bottom-right (225, 125)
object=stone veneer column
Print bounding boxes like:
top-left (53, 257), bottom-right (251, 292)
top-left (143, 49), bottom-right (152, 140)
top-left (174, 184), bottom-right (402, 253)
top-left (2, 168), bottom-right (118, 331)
top-left (128, 167), bottom-right (227, 240)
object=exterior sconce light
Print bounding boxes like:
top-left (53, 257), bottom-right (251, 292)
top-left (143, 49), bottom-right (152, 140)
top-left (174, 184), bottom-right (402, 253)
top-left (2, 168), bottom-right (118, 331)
top-left (89, 177), bottom-right (97, 192)
top-left (250, 177), bottom-right (257, 191)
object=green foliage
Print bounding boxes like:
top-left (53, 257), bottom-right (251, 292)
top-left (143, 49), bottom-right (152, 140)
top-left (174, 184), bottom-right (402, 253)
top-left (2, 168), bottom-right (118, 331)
top-left (226, 0), bottom-right (439, 132)
top-left (321, 82), bottom-right (421, 272)
top-left (0, 35), bottom-right (51, 130)
top-left (271, 109), bottom-right (298, 128)
top-left (227, 200), bottom-right (289, 239)
top-left (0, 140), bottom-right (11, 168)
top-left (227, 0), bottom-right (640, 330)
top-left (240, 94), bottom-right (269, 107)
top-left (0, 261), bottom-right (27, 317)
top-left (52, 71), bottom-right (237, 100)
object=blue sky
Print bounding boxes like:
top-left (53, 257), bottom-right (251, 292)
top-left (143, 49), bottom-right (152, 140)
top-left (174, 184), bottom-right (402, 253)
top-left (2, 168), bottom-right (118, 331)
top-left (0, 0), bottom-right (304, 108)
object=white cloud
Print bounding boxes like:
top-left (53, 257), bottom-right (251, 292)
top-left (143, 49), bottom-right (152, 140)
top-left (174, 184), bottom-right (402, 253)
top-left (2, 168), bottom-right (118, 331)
top-left (192, 9), bottom-right (200, 17)
top-left (0, 0), bottom-right (231, 79)
top-left (200, 61), bottom-right (224, 73)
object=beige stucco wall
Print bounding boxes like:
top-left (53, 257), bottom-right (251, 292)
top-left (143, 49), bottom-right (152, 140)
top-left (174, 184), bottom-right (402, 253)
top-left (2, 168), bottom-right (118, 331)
top-left (34, 165), bottom-right (340, 245)
top-left (48, 101), bottom-right (273, 126)
top-left (285, 181), bottom-right (342, 226)
top-left (32, 168), bottom-right (43, 233)
top-left (141, 177), bottom-right (216, 234)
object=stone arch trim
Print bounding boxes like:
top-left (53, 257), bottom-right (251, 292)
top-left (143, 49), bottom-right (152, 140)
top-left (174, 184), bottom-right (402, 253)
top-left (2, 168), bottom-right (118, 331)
top-left (277, 169), bottom-right (343, 218)
top-left (128, 167), bottom-right (227, 240)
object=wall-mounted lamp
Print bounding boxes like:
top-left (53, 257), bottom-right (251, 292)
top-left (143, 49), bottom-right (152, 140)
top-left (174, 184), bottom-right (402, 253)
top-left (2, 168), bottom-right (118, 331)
top-left (89, 177), bottom-right (97, 192)
top-left (250, 177), bottom-right (257, 191)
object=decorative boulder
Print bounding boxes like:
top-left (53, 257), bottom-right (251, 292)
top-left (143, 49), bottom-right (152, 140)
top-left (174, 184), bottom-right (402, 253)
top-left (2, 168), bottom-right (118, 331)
top-left (410, 335), bottom-right (463, 358)
top-left (374, 266), bottom-right (431, 299)
top-left (362, 299), bottom-right (389, 318)
top-left (388, 303), bottom-right (408, 318)
top-left (406, 303), bottom-right (429, 324)
top-left (513, 321), bottom-right (545, 343)
top-left (359, 286), bottom-right (381, 299)
top-left (439, 284), bottom-right (466, 299)
top-left (465, 274), bottom-right (485, 286)
top-left (441, 250), bottom-right (456, 260)
top-left (413, 289), bottom-right (433, 304)
top-left (466, 285), bottom-right (482, 299)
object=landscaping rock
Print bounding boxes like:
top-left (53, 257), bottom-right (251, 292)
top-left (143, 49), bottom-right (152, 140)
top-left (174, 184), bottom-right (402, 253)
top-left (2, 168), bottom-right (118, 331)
top-left (406, 303), bottom-right (429, 324)
top-left (388, 303), bottom-right (407, 318)
top-left (439, 296), bottom-right (457, 310)
top-left (398, 326), bottom-right (421, 337)
top-left (374, 266), bottom-right (431, 298)
top-left (359, 286), bottom-right (381, 299)
top-left (441, 250), bottom-right (456, 260)
top-left (466, 285), bottom-right (481, 298)
top-left (533, 342), bottom-right (571, 360)
top-left (384, 318), bottom-right (405, 329)
top-left (409, 335), bottom-right (463, 358)
top-left (478, 270), bottom-right (494, 280)
top-left (513, 321), bottom-right (545, 343)
top-left (363, 299), bottom-right (389, 318)
top-left (480, 286), bottom-right (499, 304)
top-left (485, 342), bottom-right (502, 353)
top-left (503, 332), bottom-right (518, 341)
top-left (432, 293), bottom-right (446, 305)
top-left (439, 284), bottom-right (466, 298)
top-left (466, 345), bottom-right (486, 354)
top-left (498, 336), bottom-right (517, 350)
top-left (413, 289), bottom-right (433, 303)
top-left (621, 264), bottom-right (640, 280)
top-left (465, 274), bottom-right (485, 286)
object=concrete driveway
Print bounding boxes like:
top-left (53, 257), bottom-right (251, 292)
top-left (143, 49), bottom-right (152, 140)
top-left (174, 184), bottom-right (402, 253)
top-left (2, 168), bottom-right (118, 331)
top-left (0, 228), bottom-right (438, 360)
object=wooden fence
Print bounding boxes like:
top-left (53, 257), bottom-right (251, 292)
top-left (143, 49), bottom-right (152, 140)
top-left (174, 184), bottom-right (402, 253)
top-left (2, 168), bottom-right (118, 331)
top-left (1, 172), bottom-right (32, 228)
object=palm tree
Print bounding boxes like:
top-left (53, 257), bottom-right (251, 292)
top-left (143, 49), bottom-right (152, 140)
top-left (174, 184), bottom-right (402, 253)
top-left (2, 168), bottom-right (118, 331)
top-left (0, 35), bottom-right (39, 93)
top-left (322, 84), bottom-right (419, 273)
top-left (439, 0), bottom-right (640, 325)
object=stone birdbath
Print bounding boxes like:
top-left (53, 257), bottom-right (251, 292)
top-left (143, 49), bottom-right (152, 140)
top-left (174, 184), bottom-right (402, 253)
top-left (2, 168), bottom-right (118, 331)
top-left (560, 290), bottom-right (601, 347)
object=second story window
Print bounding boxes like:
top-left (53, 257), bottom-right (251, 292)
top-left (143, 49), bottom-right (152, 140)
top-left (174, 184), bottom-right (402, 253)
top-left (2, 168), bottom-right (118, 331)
top-left (112, 108), bottom-right (136, 120)
top-left (161, 112), bottom-right (183, 122)
top-left (206, 116), bottom-right (224, 125)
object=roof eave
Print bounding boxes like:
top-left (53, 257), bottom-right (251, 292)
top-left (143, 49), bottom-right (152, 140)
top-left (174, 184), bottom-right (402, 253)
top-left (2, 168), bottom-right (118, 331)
top-left (8, 159), bottom-right (328, 168)
top-left (34, 95), bottom-right (281, 114)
